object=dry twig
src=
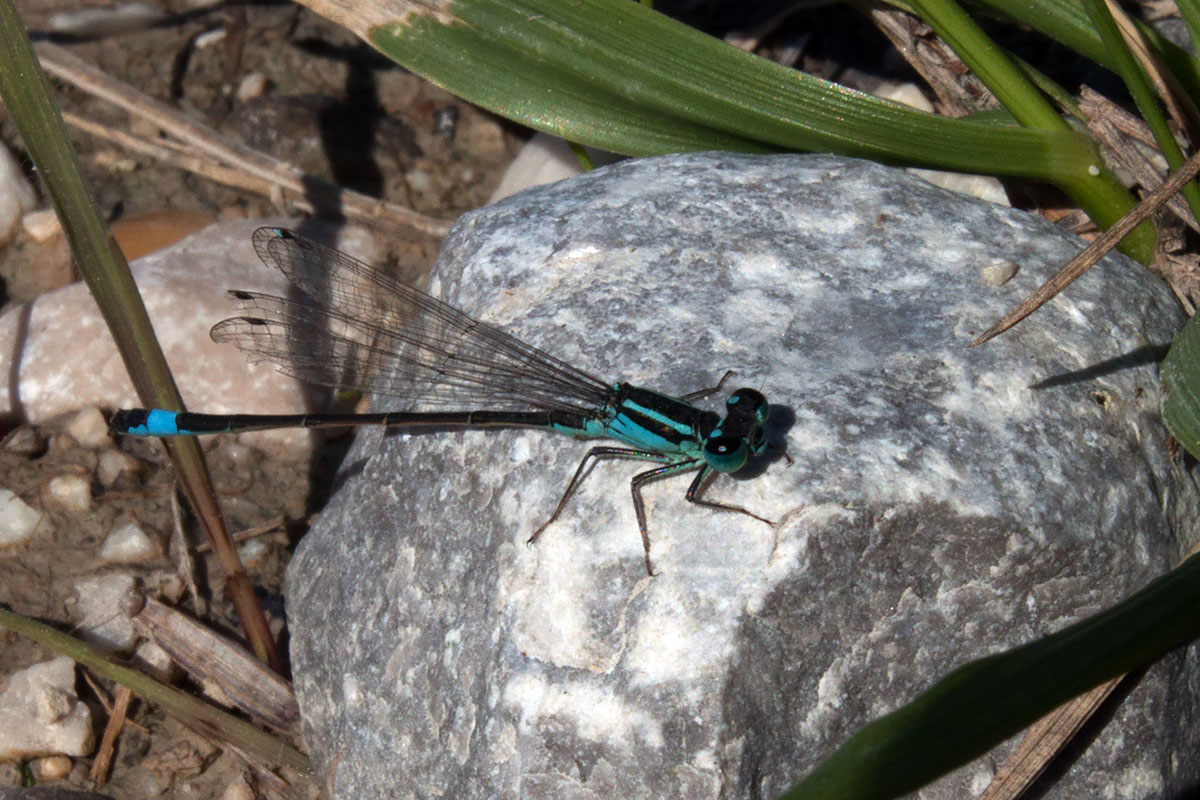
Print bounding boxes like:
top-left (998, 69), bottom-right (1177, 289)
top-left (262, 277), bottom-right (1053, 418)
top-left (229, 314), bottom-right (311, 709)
top-left (34, 41), bottom-right (454, 239)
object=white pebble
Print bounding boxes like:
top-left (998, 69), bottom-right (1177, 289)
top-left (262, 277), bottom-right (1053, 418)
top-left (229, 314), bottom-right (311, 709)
top-left (32, 754), bottom-right (73, 780)
top-left (97, 448), bottom-right (140, 487)
top-left (405, 169), bottom-right (433, 193)
top-left (908, 168), bottom-right (1010, 206)
top-left (47, 2), bottom-right (164, 36)
top-left (237, 537), bottom-right (269, 567)
top-left (236, 72), bottom-right (267, 103)
top-left (3, 426), bottom-right (45, 456)
top-left (219, 773), bottom-right (256, 800)
top-left (99, 518), bottom-right (159, 564)
top-left (21, 208), bottom-right (61, 242)
top-left (0, 658), bottom-right (94, 760)
top-left (133, 640), bottom-right (179, 683)
top-left (873, 80), bottom-right (934, 113)
top-left (46, 474), bottom-right (92, 512)
top-left (66, 407), bottom-right (111, 448)
top-left (0, 489), bottom-right (42, 546)
top-left (194, 27), bottom-right (226, 48)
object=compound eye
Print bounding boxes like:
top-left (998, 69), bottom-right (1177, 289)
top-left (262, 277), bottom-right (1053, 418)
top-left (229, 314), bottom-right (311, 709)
top-left (704, 434), bottom-right (748, 473)
top-left (727, 389), bottom-right (768, 423)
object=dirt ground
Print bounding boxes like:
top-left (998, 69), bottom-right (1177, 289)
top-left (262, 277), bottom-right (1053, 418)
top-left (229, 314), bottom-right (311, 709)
top-left (0, 1), bottom-right (525, 796)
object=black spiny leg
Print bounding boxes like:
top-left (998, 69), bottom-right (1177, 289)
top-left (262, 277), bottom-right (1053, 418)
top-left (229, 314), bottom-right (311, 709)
top-left (629, 459), bottom-right (706, 575)
top-left (529, 446), bottom-right (675, 548)
top-left (685, 466), bottom-right (775, 524)
top-left (679, 370), bottom-right (736, 402)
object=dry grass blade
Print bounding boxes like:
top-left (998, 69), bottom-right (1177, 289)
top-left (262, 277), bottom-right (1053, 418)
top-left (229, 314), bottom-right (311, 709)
top-left (1078, 88), bottom-right (1197, 232)
top-left (861, 2), bottom-right (994, 118)
top-left (971, 148), bottom-right (1200, 346)
top-left (194, 515), bottom-right (287, 553)
top-left (169, 485), bottom-right (205, 617)
top-left (1103, 0), bottom-right (1200, 133)
top-left (33, 41), bottom-right (453, 239)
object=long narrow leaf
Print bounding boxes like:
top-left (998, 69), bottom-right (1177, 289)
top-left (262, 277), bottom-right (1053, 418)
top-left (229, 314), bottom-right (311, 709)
top-left (294, 0), bottom-right (1146, 256)
top-left (964, 0), bottom-right (1200, 101)
top-left (1081, 0), bottom-right (1200, 225)
top-left (303, 0), bottom-right (1092, 178)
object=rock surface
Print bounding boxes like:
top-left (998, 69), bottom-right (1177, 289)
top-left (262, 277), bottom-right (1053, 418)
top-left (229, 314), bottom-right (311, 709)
top-left (286, 152), bottom-right (1198, 799)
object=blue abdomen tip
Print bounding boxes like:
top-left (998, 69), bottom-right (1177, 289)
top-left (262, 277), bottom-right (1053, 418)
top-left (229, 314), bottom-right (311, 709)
top-left (139, 409), bottom-right (181, 436)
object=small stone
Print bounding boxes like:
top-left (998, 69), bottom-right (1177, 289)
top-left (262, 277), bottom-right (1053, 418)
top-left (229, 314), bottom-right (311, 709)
top-left (405, 168), bottom-right (433, 193)
top-left (99, 518), bottom-right (159, 564)
top-left (979, 260), bottom-right (1020, 286)
top-left (32, 753), bottom-right (73, 780)
top-left (96, 448), bottom-right (140, 487)
top-left (65, 407), bottom-right (111, 448)
top-left (133, 640), bottom-right (179, 683)
top-left (873, 80), bottom-right (934, 113)
top-left (46, 474), bottom-right (92, 512)
top-left (194, 27), bottom-right (226, 48)
top-left (236, 537), bottom-right (269, 568)
top-left (46, 2), bottom-right (164, 36)
top-left (0, 488), bottom-right (42, 546)
top-left (22, 207), bottom-right (62, 242)
top-left (0, 657), bottom-right (94, 759)
top-left (908, 167), bottom-right (1010, 205)
top-left (488, 132), bottom-right (616, 202)
top-left (73, 573), bottom-right (138, 651)
top-left (236, 72), bottom-right (267, 103)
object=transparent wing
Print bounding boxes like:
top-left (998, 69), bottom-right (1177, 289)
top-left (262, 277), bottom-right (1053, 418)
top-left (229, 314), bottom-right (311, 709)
top-left (208, 227), bottom-right (613, 412)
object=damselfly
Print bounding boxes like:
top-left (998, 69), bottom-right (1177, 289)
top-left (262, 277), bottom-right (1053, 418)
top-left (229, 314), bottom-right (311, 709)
top-left (110, 227), bottom-right (775, 574)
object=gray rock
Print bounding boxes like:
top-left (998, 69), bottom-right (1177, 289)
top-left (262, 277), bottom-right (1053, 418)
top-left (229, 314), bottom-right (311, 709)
top-left (285, 153), bottom-right (1198, 799)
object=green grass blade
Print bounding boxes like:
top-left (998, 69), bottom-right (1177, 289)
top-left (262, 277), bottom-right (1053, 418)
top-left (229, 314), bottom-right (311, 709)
top-left (364, 0), bottom-right (1084, 176)
top-left (909, 0), bottom-right (1068, 131)
top-left (900, 0), bottom-right (1152, 257)
top-left (1080, 0), bottom-right (1200, 226)
top-left (963, 0), bottom-right (1200, 101)
top-left (1176, 0), bottom-right (1200, 57)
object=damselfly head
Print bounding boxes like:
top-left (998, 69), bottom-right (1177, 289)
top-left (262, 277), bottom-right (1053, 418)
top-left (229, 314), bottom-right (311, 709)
top-left (703, 388), bottom-right (770, 472)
